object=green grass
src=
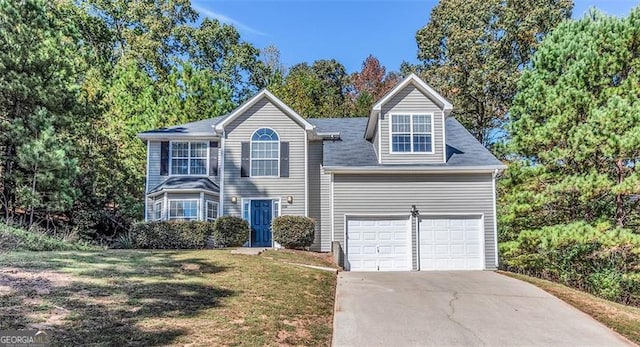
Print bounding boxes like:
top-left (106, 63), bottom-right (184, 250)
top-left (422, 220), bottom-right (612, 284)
top-left (500, 271), bottom-right (640, 345)
top-left (0, 250), bottom-right (336, 346)
top-left (0, 224), bottom-right (98, 251)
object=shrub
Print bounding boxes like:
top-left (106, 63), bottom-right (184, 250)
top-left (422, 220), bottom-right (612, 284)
top-left (0, 223), bottom-right (98, 252)
top-left (131, 221), bottom-right (214, 249)
top-left (212, 216), bottom-right (249, 247)
top-left (500, 221), bottom-right (640, 306)
top-left (272, 216), bottom-right (315, 249)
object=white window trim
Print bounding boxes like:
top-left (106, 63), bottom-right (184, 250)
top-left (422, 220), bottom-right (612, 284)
top-left (249, 128), bottom-right (280, 178)
top-left (168, 199), bottom-right (201, 221)
top-left (169, 141), bottom-right (209, 176)
top-left (388, 113), bottom-right (435, 154)
top-left (154, 201), bottom-right (162, 221)
top-left (206, 200), bottom-right (218, 221)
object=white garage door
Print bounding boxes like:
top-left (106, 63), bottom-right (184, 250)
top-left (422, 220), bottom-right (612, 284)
top-left (346, 217), bottom-right (411, 271)
top-left (419, 216), bottom-right (483, 270)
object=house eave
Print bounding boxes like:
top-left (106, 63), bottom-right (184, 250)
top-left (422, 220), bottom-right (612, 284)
top-left (323, 165), bottom-right (507, 174)
top-left (137, 132), bottom-right (220, 140)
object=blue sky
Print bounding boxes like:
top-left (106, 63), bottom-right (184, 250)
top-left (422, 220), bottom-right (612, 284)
top-left (191, 0), bottom-right (638, 73)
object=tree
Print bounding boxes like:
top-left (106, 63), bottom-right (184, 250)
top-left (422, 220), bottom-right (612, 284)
top-left (349, 55), bottom-right (400, 116)
top-left (0, 0), bottom-right (86, 226)
top-left (499, 7), bottom-right (640, 240)
top-left (416, 0), bottom-right (573, 145)
top-left (272, 60), bottom-right (349, 117)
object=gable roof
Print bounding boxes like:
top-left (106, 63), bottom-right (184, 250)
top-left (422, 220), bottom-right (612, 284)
top-left (309, 117), bottom-right (505, 171)
top-left (365, 73), bottom-right (453, 140)
top-left (214, 89), bottom-right (314, 133)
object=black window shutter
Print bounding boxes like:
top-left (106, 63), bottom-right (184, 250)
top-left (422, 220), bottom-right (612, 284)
top-left (209, 141), bottom-right (219, 176)
top-left (240, 142), bottom-right (250, 177)
top-left (160, 141), bottom-right (169, 176)
top-left (280, 142), bottom-right (289, 178)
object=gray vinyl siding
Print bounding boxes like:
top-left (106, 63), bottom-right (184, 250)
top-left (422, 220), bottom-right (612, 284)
top-left (319, 169), bottom-right (332, 252)
top-left (147, 141), bottom-right (163, 192)
top-left (332, 173), bottom-right (497, 270)
top-left (146, 140), bottom-right (220, 194)
top-left (379, 84), bottom-right (445, 164)
top-left (223, 97), bottom-right (306, 217)
top-left (308, 141), bottom-right (323, 251)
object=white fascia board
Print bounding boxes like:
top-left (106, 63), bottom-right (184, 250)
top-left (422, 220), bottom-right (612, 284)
top-left (214, 89), bottom-right (315, 133)
top-left (147, 188), bottom-right (220, 198)
top-left (137, 133), bottom-right (220, 140)
top-left (365, 73), bottom-right (453, 139)
top-left (323, 165), bottom-right (507, 174)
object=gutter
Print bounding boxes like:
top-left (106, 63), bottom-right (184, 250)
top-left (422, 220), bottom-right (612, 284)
top-left (137, 132), bottom-right (220, 140)
top-left (323, 165), bottom-right (508, 174)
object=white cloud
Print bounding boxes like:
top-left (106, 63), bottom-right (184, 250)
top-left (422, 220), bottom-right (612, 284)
top-left (193, 5), bottom-right (267, 36)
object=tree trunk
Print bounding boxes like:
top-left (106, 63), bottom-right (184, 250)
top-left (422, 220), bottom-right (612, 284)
top-left (615, 159), bottom-right (625, 227)
top-left (29, 165), bottom-right (37, 228)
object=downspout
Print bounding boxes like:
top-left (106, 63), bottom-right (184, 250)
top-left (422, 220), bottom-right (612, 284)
top-left (492, 168), bottom-right (499, 269)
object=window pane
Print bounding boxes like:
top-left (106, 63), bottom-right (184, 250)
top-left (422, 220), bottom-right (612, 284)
top-left (190, 159), bottom-right (206, 175)
top-left (392, 134), bottom-right (411, 152)
top-left (251, 159), bottom-right (278, 176)
top-left (169, 200), bottom-right (198, 220)
top-left (392, 115), bottom-right (410, 132)
top-left (252, 142), bottom-right (278, 159)
top-left (413, 135), bottom-right (432, 152)
top-left (252, 128), bottom-right (279, 141)
top-left (243, 201), bottom-right (249, 221)
top-left (413, 115), bottom-right (431, 133)
top-left (171, 158), bottom-right (188, 175)
top-left (172, 142), bottom-right (189, 157)
top-left (154, 202), bottom-right (162, 220)
top-left (206, 201), bottom-right (217, 221)
top-left (190, 142), bottom-right (207, 157)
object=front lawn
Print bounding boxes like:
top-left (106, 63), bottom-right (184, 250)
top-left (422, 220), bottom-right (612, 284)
top-left (500, 271), bottom-right (640, 345)
top-left (0, 250), bottom-right (336, 346)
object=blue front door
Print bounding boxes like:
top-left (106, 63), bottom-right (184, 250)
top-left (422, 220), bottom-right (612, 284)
top-left (251, 200), bottom-right (272, 247)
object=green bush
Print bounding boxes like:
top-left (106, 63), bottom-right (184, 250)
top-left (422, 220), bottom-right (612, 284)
top-left (272, 216), bottom-right (315, 249)
top-left (0, 223), bottom-right (98, 252)
top-left (131, 221), bottom-right (214, 249)
top-left (500, 221), bottom-right (640, 306)
top-left (212, 216), bottom-right (249, 247)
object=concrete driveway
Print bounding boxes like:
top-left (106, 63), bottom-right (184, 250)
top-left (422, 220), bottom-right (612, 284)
top-left (332, 271), bottom-right (632, 347)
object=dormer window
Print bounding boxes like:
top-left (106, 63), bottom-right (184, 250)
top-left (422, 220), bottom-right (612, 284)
top-left (390, 114), bottom-right (433, 153)
top-left (251, 128), bottom-right (279, 177)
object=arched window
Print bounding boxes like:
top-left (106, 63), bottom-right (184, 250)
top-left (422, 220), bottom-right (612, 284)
top-left (251, 128), bottom-right (279, 177)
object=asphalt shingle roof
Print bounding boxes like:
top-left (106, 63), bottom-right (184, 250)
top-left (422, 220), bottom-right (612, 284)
top-left (149, 177), bottom-right (219, 194)
top-left (308, 117), bottom-right (503, 167)
top-left (139, 115), bottom-right (228, 135)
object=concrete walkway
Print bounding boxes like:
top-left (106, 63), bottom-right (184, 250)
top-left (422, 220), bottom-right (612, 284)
top-left (332, 271), bottom-right (632, 347)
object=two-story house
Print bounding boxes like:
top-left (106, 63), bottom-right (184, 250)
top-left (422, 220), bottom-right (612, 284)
top-left (138, 74), bottom-right (506, 271)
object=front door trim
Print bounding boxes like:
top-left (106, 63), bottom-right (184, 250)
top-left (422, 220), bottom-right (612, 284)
top-left (241, 197), bottom-right (281, 247)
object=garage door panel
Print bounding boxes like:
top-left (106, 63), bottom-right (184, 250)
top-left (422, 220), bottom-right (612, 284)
top-left (419, 216), bottom-right (483, 271)
top-left (346, 217), bottom-right (411, 272)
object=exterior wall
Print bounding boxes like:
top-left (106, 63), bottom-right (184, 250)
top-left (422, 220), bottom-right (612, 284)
top-left (223, 97), bottom-right (306, 218)
top-left (332, 173), bottom-right (497, 269)
top-left (146, 140), bottom-right (220, 194)
top-left (147, 192), bottom-right (219, 221)
top-left (379, 84), bottom-right (445, 164)
top-left (319, 170), bottom-right (332, 252)
top-left (307, 141), bottom-right (323, 251)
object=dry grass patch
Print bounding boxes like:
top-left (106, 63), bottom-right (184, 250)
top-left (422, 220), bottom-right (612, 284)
top-left (261, 249), bottom-right (337, 269)
top-left (0, 250), bottom-right (336, 346)
top-left (500, 271), bottom-right (640, 345)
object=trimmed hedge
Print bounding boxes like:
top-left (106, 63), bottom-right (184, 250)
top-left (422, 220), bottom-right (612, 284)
top-left (213, 216), bottom-right (249, 247)
top-left (132, 221), bottom-right (214, 249)
top-left (500, 222), bottom-right (640, 306)
top-left (272, 216), bottom-right (315, 249)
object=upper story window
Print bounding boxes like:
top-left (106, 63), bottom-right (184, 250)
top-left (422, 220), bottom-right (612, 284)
top-left (171, 141), bottom-right (208, 175)
top-left (390, 114), bottom-right (433, 153)
top-left (251, 128), bottom-right (279, 177)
